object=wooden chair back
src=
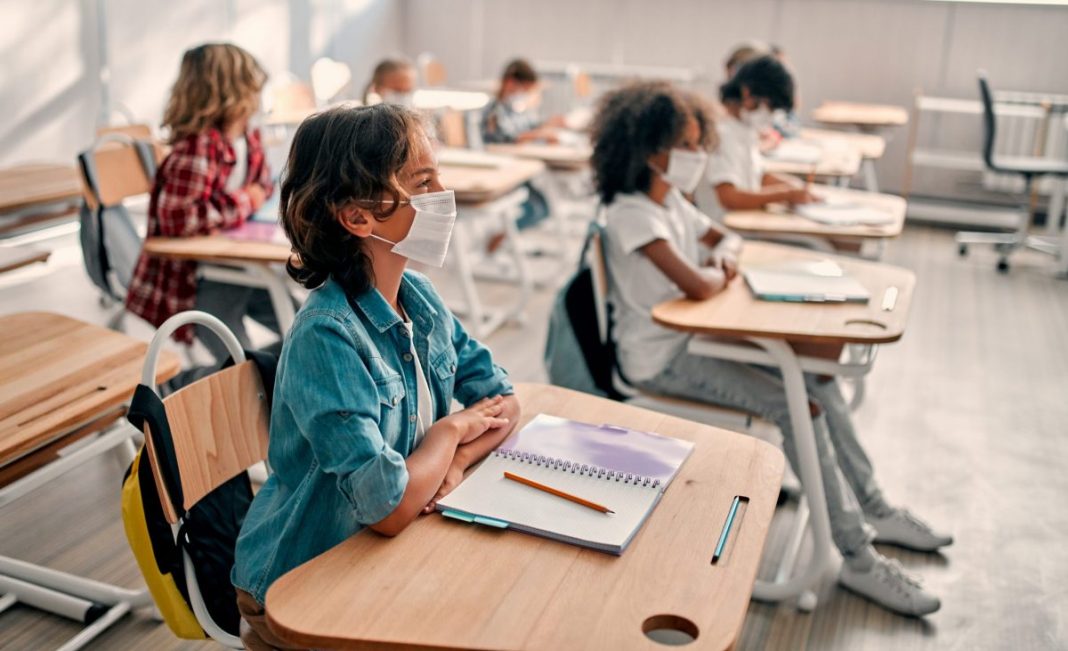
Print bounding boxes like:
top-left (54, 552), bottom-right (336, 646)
top-left (96, 123), bottom-right (153, 141)
top-left (145, 361), bottom-right (270, 523)
top-left (79, 138), bottom-right (163, 209)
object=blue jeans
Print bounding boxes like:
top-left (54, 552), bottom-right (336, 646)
top-left (637, 349), bottom-right (889, 558)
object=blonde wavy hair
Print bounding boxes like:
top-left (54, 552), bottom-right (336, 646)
top-left (162, 43), bottom-right (267, 143)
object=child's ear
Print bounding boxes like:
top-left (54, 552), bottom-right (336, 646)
top-left (337, 204), bottom-right (374, 238)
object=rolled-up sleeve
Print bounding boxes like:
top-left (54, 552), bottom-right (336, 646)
top-left (450, 313), bottom-right (513, 407)
top-left (284, 314), bottom-right (409, 525)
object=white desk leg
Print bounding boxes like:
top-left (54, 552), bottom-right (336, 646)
top-left (245, 263), bottom-right (295, 333)
top-left (449, 220), bottom-right (489, 337)
top-left (499, 201), bottom-right (531, 327)
top-left (749, 337), bottom-right (834, 608)
top-left (1045, 176), bottom-right (1065, 236)
top-left (861, 159), bottom-right (879, 193)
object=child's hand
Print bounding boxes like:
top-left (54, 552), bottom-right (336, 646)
top-left (246, 183), bottom-right (267, 210)
top-left (433, 396), bottom-right (510, 445)
top-left (421, 460), bottom-right (465, 514)
top-left (786, 188), bottom-right (820, 205)
top-left (707, 252), bottom-right (739, 282)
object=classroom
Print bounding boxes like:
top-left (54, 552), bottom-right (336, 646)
top-left (1, 0), bottom-right (1066, 649)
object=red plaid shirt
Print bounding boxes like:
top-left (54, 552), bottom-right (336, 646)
top-left (126, 128), bottom-right (273, 342)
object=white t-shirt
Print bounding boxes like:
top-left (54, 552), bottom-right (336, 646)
top-left (403, 319), bottom-right (435, 448)
top-left (603, 188), bottom-right (715, 383)
top-left (225, 135), bottom-right (249, 193)
top-left (696, 117), bottom-right (763, 220)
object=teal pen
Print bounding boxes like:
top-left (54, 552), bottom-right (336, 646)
top-left (712, 496), bottom-right (742, 563)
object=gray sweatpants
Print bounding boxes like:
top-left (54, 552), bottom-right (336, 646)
top-left (193, 278), bottom-right (284, 363)
top-left (636, 349), bottom-right (889, 559)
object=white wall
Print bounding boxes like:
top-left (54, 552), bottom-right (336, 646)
top-left (0, 0), bottom-right (402, 167)
top-left (5, 0), bottom-right (1066, 200)
top-left (402, 0), bottom-right (1068, 197)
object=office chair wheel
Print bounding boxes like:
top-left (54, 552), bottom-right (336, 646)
top-left (997, 258), bottom-right (1010, 273)
top-left (797, 590), bottom-right (818, 612)
top-left (957, 244), bottom-right (968, 257)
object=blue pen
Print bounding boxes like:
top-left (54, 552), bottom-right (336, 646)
top-left (712, 496), bottom-right (742, 563)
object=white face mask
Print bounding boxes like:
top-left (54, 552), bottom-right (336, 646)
top-left (742, 105), bottom-right (774, 131)
top-left (370, 190), bottom-right (457, 267)
top-left (381, 90), bottom-right (415, 108)
top-left (507, 92), bottom-right (533, 112)
top-left (652, 148), bottom-right (708, 194)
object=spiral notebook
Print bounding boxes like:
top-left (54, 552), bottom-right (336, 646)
top-left (436, 414), bottom-right (694, 554)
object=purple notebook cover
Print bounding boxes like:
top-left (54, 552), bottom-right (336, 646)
top-left (497, 414), bottom-right (694, 486)
top-left (223, 221), bottom-right (287, 244)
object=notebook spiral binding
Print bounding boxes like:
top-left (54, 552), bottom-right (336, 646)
top-left (494, 449), bottom-right (661, 488)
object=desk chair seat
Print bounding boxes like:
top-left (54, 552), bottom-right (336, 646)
top-left (956, 71), bottom-right (1068, 272)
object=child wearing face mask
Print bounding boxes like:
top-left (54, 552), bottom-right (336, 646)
top-left (478, 58), bottom-right (560, 251)
top-left (480, 58), bottom-right (566, 145)
top-left (700, 54), bottom-right (817, 221)
top-left (364, 58), bottom-right (417, 107)
top-left (231, 104), bottom-right (520, 650)
top-left (594, 81), bottom-right (950, 619)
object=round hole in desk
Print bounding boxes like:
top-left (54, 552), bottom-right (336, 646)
top-left (642, 614), bottom-right (699, 646)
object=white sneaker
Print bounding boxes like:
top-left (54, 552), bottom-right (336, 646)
top-left (839, 556), bottom-right (941, 617)
top-left (869, 508), bottom-right (953, 552)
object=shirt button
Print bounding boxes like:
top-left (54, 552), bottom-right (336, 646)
top-left (403, 353), bottom-right (413, 362)
top-left (391, 396), bottom-right (399, 406)
top-left (450, 364), bottom-right (457, 373)
top-left (409, 414), bottom-right (417, 422)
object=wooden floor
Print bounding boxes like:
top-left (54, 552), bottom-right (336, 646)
top-left (1, 223), bottom-right (1067, 650)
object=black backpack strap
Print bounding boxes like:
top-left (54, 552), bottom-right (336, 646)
top-left (77, 150), bottom-right (118, 299)
top-left (126, 384), bottom-right (185, 516)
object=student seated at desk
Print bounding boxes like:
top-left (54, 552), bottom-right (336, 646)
top-left (126, 43), bottom-right (287, 361)
top-left (479, 58), bottom-right (558, 250)
top-left (591, 81), bottom-right (950, 617)
top-left (363, 57), bottom-right (417, 107)
top-left (700, 54), bottom-right (815, 220)
top-left (231, 104), bottom-right (520, 650)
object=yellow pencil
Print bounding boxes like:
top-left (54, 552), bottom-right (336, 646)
top-left (503, 471), bottom-right (614, 514)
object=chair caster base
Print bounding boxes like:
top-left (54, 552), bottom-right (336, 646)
top-left (997, 259), bottom-right (1010, 273)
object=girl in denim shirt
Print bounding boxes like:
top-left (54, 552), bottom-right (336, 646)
top-left (232, 104), bottom-right (520, 650)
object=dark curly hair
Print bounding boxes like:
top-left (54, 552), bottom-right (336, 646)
top-left (720, 54), bottom-right (794, 111)
top-left (590, 81), bottom-right (697, 205)
top-left (279, 104), bottom-right (431, 295)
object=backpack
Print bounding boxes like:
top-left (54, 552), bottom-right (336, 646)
top-left (120, 348), bottom-right (277, 640)
top-left (78, 138), bottom-right (157, 300)
top-left (544, 222), bottom-right (624, 400)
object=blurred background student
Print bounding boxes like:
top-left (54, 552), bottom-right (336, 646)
top-left (125, 43), bottom-right (288, 362)
top-left (363, 58), bottom-right (417, 107)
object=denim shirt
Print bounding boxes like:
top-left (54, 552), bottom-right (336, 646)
top-left (232, 271), bottom-right (513, 604)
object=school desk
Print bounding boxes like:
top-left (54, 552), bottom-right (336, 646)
top-left (265, 382), bottom-right (784, 651)
top-left (0, 164), bottom-right (82, 236)
top-left (140, 234), bottom-right (298, 333)
top-left (762, 142), bottom-right (862, 186)
top-left (440, 151), bottom-right (548, 337)
top-left (652, 241), bottom-right (915, 610)
top-left (485, 142), bottom-right (592, 171)
top-left (0, 245), bottom-right (50, 275)
top-left (0, 312), bottom-right (180, 651)
top-left (723, 184), bottom-right (905, 258)
top-left (811, 101), bottom-right (910, 129)
top-left (798, 128), bottom-right (887, 192)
